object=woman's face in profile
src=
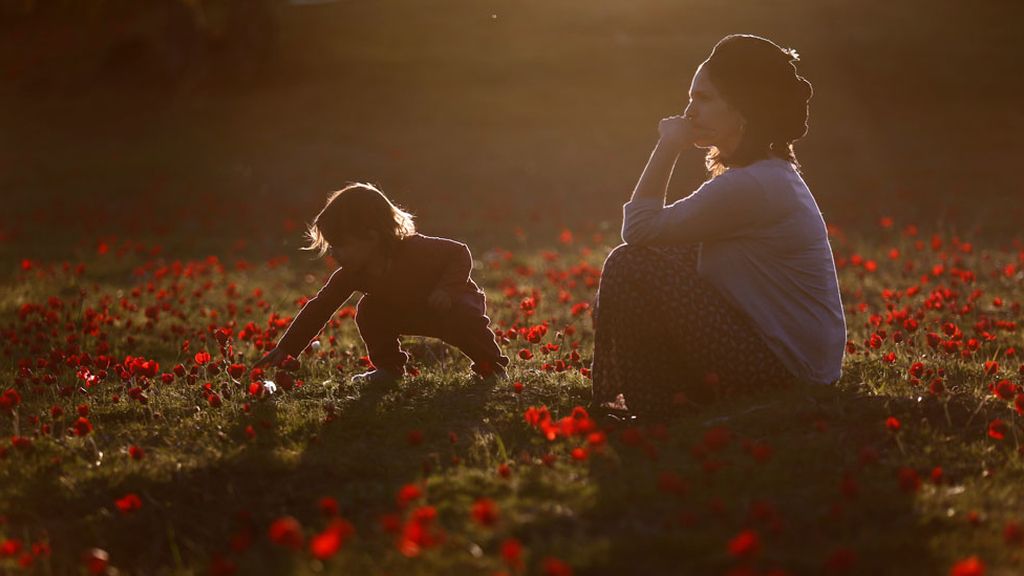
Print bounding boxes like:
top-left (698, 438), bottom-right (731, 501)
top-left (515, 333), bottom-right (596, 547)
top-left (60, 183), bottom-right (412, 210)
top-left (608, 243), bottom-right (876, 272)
top-left (683, 64), bottom-right (746, 156)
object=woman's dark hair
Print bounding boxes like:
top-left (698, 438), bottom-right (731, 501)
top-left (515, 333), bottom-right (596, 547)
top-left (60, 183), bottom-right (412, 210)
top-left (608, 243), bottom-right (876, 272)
top-left (303, 183), bottom-right (416, 258)
top-left (701, 34), bottom-right (813, 176)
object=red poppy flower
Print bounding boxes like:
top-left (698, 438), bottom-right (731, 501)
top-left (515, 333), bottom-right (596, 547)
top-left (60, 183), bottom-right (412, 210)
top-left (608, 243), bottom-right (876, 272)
top-left (268, 516), bottom-right (303, 550)
top-left (657, 471), bottom-right (688, 497)
top-left (378, 513), bottom-right (401, 534)
top-left (406, 429), bottom-right (423, 446)
top-left (703, 427), bottom-right (732, 451)
top-left (396, 484), bottom-right (423, 509)
top-left (309, 518), bottom-right (354, 560)
top-left (950, 556), bottom-right (985, 576)
top-left (543, 556), bottom-right (573, 576)
top-left (898, 468), bottom-right (920, 492)
top-left (470, 498), bottom-right (499, 527)
top-left (501, 538), bottom-right (523, 570)
top-left (0, 388), bottom-right (20, 411)
top-left (319, 497), bottom-right (339, 517)
top-left (885, 417), bottom-right (901, 432)
top-left (0, 538), bottom-right (22, 557)
top-left (73, 417), bottom-right (93, 437)
top-left (128, 445), bottom-right (145, 460)
top-left (282, 355), bottom-right (301, 372)
top-left (988, 419), bottom-right (1007, 441)
top-left (227, 364), bottom-right (246, 379)
top-left (1004, 521), bottom-right (1023, 545)
top-left (746, 440), bottom-right (774, 463)
top-left (727, 530), bottom-right (760, 559)
top-left (993, 380), bottom-right (1016, 400)
top-left (194, 351), bottom-right (212, 366)
top-left (397, 506), bottom-right (444, 557)
top-left (115, 493), bottom-right (142, 514)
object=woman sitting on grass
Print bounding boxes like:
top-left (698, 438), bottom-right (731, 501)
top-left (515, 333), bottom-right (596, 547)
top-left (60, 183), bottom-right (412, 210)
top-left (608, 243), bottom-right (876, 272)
top-left (591, 34), bottom-right (846, 420)
top-left (255, 183), bottom-right (509, 383)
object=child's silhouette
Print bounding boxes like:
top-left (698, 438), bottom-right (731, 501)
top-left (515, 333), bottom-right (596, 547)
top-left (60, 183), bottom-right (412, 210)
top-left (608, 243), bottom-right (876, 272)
top-left (255, 183), bottom-right (509, 383)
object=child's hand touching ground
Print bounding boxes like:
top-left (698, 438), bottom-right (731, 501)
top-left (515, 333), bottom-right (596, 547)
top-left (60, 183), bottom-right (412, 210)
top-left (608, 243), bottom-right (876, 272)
top-left (253, 347), bottom-right (287, 370)
top-left (428, 289), bottom-right (452, 311)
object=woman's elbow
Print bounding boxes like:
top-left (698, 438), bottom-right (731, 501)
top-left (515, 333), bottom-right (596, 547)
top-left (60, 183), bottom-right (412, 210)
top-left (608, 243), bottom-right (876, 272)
top-left (621, 226), bottom-right (651, 246)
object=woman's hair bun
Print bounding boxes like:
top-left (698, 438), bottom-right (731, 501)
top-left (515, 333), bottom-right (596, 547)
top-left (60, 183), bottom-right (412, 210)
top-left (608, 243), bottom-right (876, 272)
top-left (704, 34), bottom-right (813, 144)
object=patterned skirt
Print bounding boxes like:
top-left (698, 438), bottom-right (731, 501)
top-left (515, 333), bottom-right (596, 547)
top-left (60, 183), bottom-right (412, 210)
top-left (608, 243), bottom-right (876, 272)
top-left (591, 243), bottom-right (796, 419)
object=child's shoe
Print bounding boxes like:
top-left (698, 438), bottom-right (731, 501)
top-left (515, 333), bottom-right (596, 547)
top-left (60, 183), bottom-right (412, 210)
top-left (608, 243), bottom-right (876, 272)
top-left (350, 367), bottom-right (402, 385)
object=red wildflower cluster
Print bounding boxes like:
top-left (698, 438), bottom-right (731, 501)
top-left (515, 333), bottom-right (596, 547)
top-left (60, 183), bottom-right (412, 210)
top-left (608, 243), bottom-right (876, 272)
top-left (397, 506), bottom-right (445, 557)
top-left (524, 405), bottom-right (596, 442)
top-left (309, 518), bottom-right (355, 560)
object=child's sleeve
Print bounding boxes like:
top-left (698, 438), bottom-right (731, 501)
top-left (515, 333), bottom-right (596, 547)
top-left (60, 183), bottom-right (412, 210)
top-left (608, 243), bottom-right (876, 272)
top-left (275, 268), bottom-right (354, 358)
top-left (433, 239), bottom-right (474, 293)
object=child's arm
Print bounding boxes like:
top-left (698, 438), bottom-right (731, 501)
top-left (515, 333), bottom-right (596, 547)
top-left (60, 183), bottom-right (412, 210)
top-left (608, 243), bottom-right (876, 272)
top-left (255, 268), bottom-right (354, 367)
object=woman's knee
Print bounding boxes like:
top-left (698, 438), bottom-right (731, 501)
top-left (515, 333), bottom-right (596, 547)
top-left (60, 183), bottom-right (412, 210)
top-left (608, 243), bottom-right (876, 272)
top-left (602, 243), bottom-right (651, 279)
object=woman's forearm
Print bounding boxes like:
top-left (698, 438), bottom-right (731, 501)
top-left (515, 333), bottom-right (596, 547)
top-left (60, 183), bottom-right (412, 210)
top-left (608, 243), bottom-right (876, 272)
top-left (629, 140), bottom-right (680, 204)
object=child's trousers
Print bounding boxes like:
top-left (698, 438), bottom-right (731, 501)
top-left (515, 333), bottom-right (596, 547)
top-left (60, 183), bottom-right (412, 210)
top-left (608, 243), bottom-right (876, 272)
top-left (355, 294), bottom-right (510, 377)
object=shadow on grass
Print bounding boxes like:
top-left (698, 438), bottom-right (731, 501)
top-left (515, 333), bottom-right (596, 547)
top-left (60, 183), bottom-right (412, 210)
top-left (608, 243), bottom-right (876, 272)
top-left (7, 376), bottom-right (1011, 575)
top-left (9, 373), bottom-right (500, 574)
top-left (579, 383), bottom-right (976, 576)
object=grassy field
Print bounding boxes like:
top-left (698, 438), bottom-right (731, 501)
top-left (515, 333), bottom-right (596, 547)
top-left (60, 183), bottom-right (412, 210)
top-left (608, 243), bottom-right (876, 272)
top-left (2, 216), bottom-right (1024, 575)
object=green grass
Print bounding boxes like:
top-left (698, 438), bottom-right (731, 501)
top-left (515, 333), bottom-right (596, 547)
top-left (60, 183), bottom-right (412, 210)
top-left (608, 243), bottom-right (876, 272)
top-left (2, 225), bottom-right (1024, 575)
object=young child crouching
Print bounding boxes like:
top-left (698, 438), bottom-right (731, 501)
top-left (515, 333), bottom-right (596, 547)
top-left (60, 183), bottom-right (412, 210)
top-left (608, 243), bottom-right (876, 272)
top-left (255, 183), bottom-right (509, 383)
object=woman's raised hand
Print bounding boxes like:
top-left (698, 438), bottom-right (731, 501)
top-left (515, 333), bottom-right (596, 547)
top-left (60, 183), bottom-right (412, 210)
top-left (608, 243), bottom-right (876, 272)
top-left (658, 115), bottom-right (700, 151)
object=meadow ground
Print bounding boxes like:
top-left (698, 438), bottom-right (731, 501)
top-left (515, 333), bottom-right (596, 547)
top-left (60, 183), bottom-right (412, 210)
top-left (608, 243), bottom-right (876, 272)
top-left (1, 216), bottom-right (1024, 575)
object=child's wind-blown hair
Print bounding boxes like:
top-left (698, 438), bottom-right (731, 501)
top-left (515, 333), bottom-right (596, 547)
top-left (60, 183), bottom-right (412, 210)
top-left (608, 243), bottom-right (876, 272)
top-left (303, 183), bottom-right (416, 257)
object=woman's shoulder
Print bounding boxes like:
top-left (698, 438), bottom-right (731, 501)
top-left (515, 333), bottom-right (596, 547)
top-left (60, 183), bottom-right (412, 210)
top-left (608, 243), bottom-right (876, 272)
top-left (720, 158), bottom-right (803, 193)
top-left (732, 157), bottom-right (794, 176)
top-left (704, 161), bottom-right (770, 196)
